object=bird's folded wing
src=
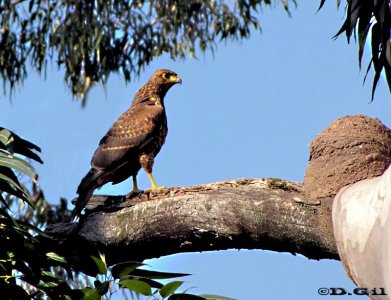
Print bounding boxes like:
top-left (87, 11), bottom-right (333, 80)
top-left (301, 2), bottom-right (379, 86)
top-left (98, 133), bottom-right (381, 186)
top-left (91, 104), bottom-right (164, 169)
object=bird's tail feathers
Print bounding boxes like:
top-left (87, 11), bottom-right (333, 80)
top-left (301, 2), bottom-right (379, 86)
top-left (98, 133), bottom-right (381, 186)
top-left (71, 169), bottom-right (103, 220)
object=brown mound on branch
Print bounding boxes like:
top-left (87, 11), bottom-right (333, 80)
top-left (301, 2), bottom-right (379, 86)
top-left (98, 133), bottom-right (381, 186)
top-left (304, 115), bottom-right (391, 199)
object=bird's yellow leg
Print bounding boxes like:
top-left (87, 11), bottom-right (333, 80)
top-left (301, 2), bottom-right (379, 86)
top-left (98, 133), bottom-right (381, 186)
top-left (147, 172), bottom-right (159, 190)
top-left (146, 172), bottom-right (167, 193)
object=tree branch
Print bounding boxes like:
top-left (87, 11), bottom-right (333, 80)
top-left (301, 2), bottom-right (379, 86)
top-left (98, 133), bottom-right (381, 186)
top-left (45, 178), bottom-right (338, 264)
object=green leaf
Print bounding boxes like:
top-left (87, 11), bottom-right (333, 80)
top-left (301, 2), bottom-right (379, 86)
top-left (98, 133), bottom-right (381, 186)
top-left (119, 275), bottom-right (163, 289)
top-left (0, 166), bottom-right (24, 192)
top-left (46, 252), bottom-right (66, 263)
top-left (0, 151), bottom-right (36, 180)
top-left (0, 129), bottom-right (13, 147)
top-left (81, 287), bottom-right (101, 300)
top-left (131, 269), bottom-right (189, 279)
top-left (0, 128), bottom-right (42, 163)
top-left (138, 277), bottom-right (164, 289)
top-left (37, 278), bottom-right (59, 288)
top-left (160, 281), bottom-right (184, 298)
top-left (90, 255), bottom-right (107, 275)
top-left (72, 254), bottom-right (107, 276)
top-left (111, 261), bottom-right (145, 278)
top-left (119, 279), bottom-right (152, 296)
top-left (41, 270), bottom-right (58, 278)
top-left (0, 177), bottom-right (32, 206)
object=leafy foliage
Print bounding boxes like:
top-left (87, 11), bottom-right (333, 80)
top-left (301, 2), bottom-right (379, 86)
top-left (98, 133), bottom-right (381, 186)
top-left (0, 127), bottom-right (232, 299)
top-left (0, 127), bottom-right (74, 298)
top-left (0, 127), bottom-right (41, 206)
top-left (0, 0), bottom-right (295, 104)
top-left (319, 0), bottom-right (391, 99)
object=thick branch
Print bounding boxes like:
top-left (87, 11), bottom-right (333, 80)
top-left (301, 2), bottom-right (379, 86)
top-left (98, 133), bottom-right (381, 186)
top-left (45, 178), bottom-right (338, 264)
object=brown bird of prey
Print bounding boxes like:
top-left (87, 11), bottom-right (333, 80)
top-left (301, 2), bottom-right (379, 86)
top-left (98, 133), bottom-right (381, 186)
top-left (71, 69), bottom-right (182, 219)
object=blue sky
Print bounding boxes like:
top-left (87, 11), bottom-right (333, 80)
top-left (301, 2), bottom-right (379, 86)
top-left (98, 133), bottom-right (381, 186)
top-left (2, 2), bottom-right (391, 300)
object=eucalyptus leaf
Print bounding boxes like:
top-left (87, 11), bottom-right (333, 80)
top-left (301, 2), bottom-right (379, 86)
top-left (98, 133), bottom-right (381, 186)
top-left (111, 261), bottom-right (145, 278)
top-left (131, 269), bottom-right (189, 279)
top-left (319, 0), bottom-right (391, 99)
top-left (90, 255), bottom-right (107, 275)
top-left (81, 287), bottom-right (101, 300)
top-left (0, 152), bottom-right (36, 180)
top-left (0, 128), bottom-right (42, 163)
top-left (0, 178), bottom-right (32, 206)
top-left (0, 1), bottom-right (296, 103)
top-left (0, 129), bottom-right (13, 147)
top-left (0, 168), bottom-right (27, 195)
top-left (119, 279), bottom-right (152, 296)
top-left (46, 252), bottom-right (66, 264)
top-left (160, 280), bottom-right (184, 298)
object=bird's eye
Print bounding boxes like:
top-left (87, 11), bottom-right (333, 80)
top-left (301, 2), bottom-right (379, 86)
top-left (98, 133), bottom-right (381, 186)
top-left (162, 73), bottom-right (170, 79)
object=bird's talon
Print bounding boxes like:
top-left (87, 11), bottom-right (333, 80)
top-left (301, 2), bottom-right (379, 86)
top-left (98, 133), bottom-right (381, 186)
top-left (125, 190), bottom-right (143, 199)
top-left (145, 186), bottom-right (168, 194)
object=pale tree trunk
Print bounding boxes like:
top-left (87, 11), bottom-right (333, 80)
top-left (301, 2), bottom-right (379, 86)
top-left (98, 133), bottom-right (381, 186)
top-left (45, 178), bottom-right (338, 265)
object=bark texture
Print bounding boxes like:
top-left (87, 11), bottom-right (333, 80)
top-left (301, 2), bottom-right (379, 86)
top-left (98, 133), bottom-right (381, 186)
top-left (46, 178), bottom-right (338, 264)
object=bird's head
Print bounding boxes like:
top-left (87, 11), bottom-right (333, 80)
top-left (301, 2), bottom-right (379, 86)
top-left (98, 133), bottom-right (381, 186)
top-left (132, 69), bottom-right (182, 106)
top-left (149, 69), bottom-right (182, 94)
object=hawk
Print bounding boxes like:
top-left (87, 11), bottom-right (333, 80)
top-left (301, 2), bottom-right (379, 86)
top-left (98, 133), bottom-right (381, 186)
top-left (72, 69), bottom-right (182, 219)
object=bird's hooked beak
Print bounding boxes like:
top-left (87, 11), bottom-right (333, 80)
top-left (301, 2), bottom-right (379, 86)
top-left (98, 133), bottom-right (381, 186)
top-left (170, 74), bottom-right (182, 85)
